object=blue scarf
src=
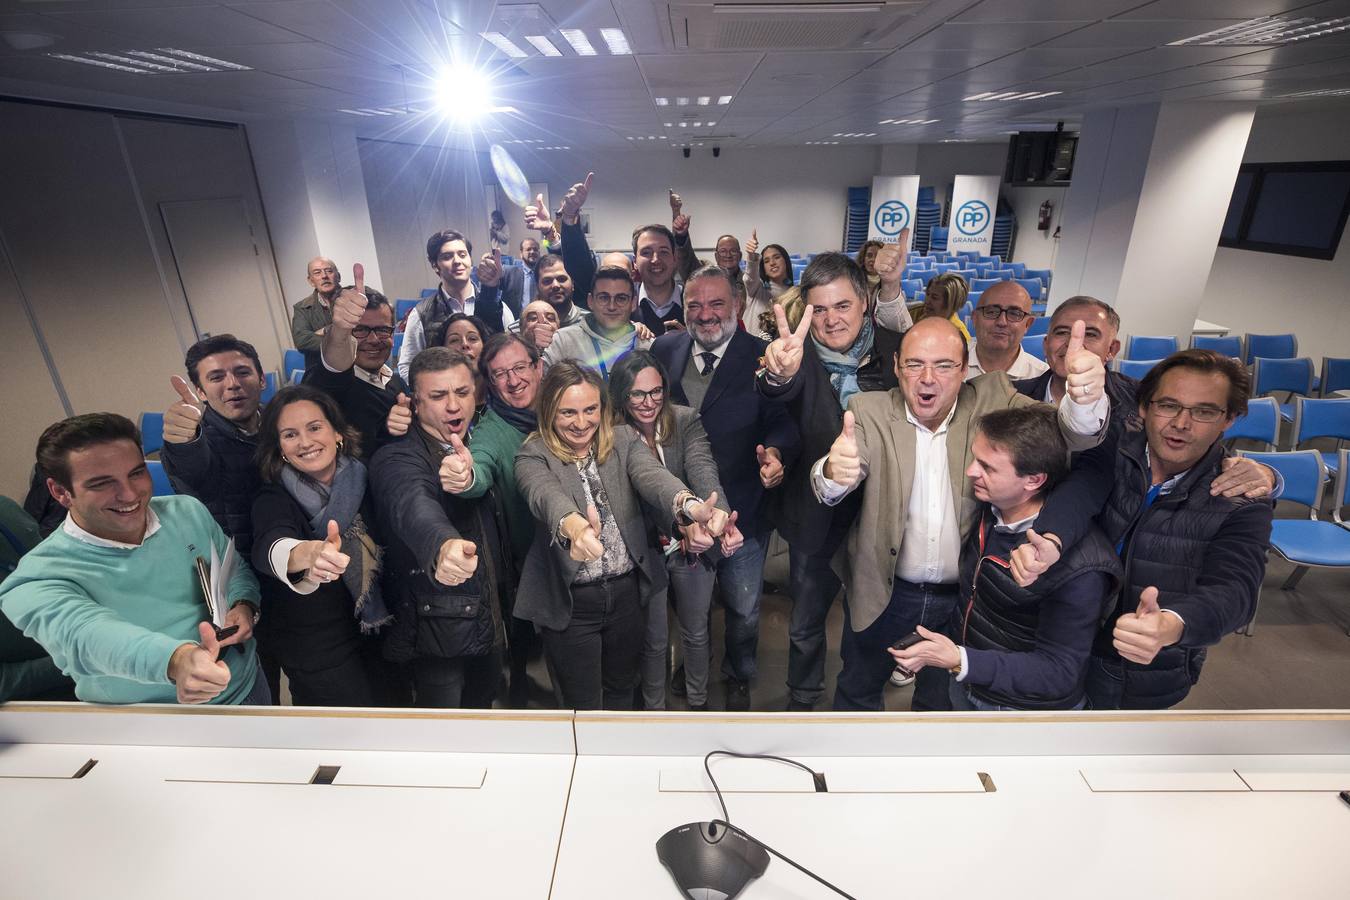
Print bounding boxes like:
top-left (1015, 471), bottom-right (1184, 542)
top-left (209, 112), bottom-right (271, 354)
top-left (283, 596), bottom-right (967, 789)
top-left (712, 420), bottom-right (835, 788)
top-left (280, 456), bottom-right (392, 633)
top-left (815, 316), bottom-right (875, 409)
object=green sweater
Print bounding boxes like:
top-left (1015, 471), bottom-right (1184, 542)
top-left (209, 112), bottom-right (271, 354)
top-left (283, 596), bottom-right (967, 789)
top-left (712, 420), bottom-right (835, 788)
top-left (0, 495), bottom-right (259, 705)
top-left (462, 408), bottom-right (531, 566)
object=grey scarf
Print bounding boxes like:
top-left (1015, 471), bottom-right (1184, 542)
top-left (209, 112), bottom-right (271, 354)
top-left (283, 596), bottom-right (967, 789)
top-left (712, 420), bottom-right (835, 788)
top-left (280, 456), bottom-right (392, 633)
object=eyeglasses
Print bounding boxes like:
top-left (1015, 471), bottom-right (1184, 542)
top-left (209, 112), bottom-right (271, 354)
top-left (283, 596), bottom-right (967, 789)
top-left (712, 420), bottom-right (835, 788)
top-left (900, 361), bottom-right (962, 377)
top-left (351, 325), bottom-right (395, 339)
top-left (1148, 400), bottom-right (1228, 424)
top-left (490, 362), bottom-right (534, 384)
top-left (627, 386), bottom-right (665, 404)
top-left (592, 292), bottom-right (633, 307)
top-left (976, 304), bottom-right (1030, 323)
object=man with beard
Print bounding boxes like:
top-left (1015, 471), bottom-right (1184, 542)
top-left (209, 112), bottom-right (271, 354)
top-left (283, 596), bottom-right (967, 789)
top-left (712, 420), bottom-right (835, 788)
top-left (292, 257), bottom-right (342, 369)
top-left (512, 254), bottom-right (585, 347)
top-left (652, 265), bottom-right (799, 710)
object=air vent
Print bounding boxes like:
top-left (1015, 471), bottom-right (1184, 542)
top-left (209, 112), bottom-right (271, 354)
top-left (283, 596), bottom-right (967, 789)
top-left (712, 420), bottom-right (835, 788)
top-left (670, 1), bottom-right (925, 51)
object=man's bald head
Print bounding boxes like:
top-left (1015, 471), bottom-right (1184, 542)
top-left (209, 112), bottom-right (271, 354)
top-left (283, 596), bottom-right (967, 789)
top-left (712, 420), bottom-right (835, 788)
top-left (973, 279), bottom-right (1034, 354)
top-left (600, 252), bottom-right (635, 279)
top-left (980, 279), bottom-right (1032, 310)
top-left (901, 315), bottom-right (969, 366)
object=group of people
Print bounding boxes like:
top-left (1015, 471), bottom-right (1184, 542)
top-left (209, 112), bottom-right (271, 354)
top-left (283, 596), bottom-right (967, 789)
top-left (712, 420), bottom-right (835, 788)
top-left (0, 171), bottom-right (1278, 714)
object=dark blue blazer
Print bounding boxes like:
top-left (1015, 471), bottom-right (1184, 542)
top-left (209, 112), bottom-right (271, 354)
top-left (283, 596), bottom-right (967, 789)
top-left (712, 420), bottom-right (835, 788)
top-left (652, 328), bottom-right (800, 537)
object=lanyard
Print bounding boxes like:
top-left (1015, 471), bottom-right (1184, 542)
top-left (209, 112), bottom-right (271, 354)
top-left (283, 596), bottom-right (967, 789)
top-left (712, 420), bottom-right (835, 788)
top-left (588, 331), bottom-right (638, 380)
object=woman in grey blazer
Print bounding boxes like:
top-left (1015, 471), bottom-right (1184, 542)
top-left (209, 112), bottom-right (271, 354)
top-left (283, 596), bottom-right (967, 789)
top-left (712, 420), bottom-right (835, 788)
top-left (514, 362), bottom-right (735, 710)
top-left (609, 351), bottom-right (741, 711)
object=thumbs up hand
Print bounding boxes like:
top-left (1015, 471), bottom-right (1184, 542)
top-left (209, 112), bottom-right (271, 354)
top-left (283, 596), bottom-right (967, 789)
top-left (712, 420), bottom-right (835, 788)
top-left (310, 519), bottom-right (351, 584)
top-left (1064, 318), bottom-right (1105, 406)
top-left (439, 433), bottom-right (474, 494)
top-left (168, 622), bottom-right (233, 704)
top-left (563, 505), bottom-right (605, 563)
top-left (668, 188), bottom-right (682, 216)
top-left (744, 228), bottom-right (759, 257)
top-left (434, 539), bottom-right (478, 586)
top-left (478, 249), bottom-right (503, 288)
top-left (686, 490), bottom-right (730, 537)
top-left (559, 172), bottom-right (593, 225)
top-left (1113, 586), bottom-right (1182, 665)
top-left (672, 213), bottom-right (691, 237)
top-left (1008, 528), bottom-right (1062, 587)
top-left (386, 392), bottom-right (412, 437)
top-left (330, 263), bottom-right (367, 331)
top-left (718, 510), bottom-right (744, 557)
top-left (756, 444), bottom-right (784, 489)
top-left (163, 375), bottom-right (205, 444)
top-left (525, 192), bottom-right (553, 233)
top-left (824, 411), bottom-right (862, 487)
top-left (874, 232), bottom-right (908, 291)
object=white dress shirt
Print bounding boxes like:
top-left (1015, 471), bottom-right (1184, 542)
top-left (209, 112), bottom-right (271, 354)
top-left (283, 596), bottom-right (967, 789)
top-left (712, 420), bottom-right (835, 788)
top-left (691, 334), bottom-right (733, 374)
top-left (63, 507), bottom-right (162, 550)
top-left (965, 341), bottom-right (1049, 381)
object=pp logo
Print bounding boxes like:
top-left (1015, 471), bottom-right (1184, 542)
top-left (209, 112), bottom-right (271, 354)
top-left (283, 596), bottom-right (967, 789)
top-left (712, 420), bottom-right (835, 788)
top-left (955, 200), bottom-right (990, 236)
top-left (873, 200), bottom-right (910, 236)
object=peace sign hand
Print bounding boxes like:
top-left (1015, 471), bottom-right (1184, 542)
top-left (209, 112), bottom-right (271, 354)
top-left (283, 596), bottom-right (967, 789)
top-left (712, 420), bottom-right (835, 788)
top-left (763, 302), bottom-right (815, 381)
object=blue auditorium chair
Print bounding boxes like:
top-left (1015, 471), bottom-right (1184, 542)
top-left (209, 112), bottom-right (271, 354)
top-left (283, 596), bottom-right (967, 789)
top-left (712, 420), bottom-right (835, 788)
top-left (1021, 335), bottom-right (1047, 361)
top-left (1115, 358), bottom-right (1162, 380)
top-left (1223, 397), bottom-right (1279, 452)
top-left (1189, 334), bottom-right (1242, 358)
top-left (139, 413), bottom-right (164, 457)
top-left (1253, 356), bottom-right (1316, 423)
top-left (1025, 316), bottom-right (1050, 337)
top-left (146, 460), bottom-right (175, 497)
top-left (1292, 397), bottom-right (1350, 474)
top-left (1320, 357), bottom-right (1350, 397)
top-left (1244, 332), bottom-right (1297, 364)
top-left (1124, 335), bottom-right (1178, 360)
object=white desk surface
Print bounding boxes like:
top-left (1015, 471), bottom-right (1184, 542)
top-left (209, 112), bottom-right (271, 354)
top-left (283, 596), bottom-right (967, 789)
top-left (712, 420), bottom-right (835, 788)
top-left (4, 707), bottom-right (1350, 899)
top-left (0, 704), bottom-right (575, 900)
top-left (555, 712), bottom-right (1350, 900)
top-left (1193, 318), bottom-right (1230, 336)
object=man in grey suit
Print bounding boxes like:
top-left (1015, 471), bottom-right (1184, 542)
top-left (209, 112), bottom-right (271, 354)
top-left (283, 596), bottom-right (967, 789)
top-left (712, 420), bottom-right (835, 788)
top-left (814, 316), bottom-right (1111, 711)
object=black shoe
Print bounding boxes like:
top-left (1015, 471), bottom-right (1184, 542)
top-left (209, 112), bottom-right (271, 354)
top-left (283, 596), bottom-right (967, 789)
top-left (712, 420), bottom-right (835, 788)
top-left (688, 702), bottom-right (708, 712)
top-left (671, 664), bottom-right (687, 698)
top-left (786, 698), bottom-right (814, 712)
top-left (725, 679), bottom-right (751, 712)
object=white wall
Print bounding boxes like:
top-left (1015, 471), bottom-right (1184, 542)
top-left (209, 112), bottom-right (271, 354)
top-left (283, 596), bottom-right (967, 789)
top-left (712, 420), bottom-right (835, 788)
top-left (1005, 185), bottom-right (1068, 270)
top-left (1198, 106), bottom-right (1350, 363)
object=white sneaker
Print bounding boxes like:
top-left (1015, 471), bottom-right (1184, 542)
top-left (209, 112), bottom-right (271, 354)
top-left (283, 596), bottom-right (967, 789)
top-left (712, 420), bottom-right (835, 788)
top-left (889, 666), bottom-right (915, 687)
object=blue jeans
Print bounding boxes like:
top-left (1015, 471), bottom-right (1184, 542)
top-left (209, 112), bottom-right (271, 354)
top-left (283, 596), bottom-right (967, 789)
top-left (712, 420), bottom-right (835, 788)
top-left (716, 532), bottom-right (768, 685)
top-left (786, 547), bottom-right (843, 705)
top-left (833, 578), bottom-right (958, 712)
top-left (241, 659), bottom-right (273, 706)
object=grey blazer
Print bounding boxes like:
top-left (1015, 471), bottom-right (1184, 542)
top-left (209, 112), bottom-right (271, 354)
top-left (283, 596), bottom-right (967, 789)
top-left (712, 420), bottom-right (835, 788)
top-left (625, 406), bottom-right (730, 546)
top-left (514, 426), bottom-right (692, 632)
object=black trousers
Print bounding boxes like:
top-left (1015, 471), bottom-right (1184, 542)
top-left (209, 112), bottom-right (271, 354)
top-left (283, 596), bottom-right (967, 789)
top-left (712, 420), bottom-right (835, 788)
top-left (285, 650), bottom-right (375, 708)
top-left (542, 571), bottom-right (643, 711)
top-left (411, 647), bottom-right (502, 709)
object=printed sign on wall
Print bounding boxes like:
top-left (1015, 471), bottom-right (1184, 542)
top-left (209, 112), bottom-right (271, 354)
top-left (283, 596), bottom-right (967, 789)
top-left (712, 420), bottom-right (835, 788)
top-left (948, 175), bottom-right (1001, 256)
top-left (868, 175), bottom-right (920, 245)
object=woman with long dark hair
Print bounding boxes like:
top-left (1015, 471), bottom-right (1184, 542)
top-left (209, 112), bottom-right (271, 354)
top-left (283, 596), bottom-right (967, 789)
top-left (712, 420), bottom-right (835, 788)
top-left (251, 385), bottom-right (392, 706)
top-left (608, 351), bottom-right (741, 710)
top-left (745, 241), bottom-right (794, 335)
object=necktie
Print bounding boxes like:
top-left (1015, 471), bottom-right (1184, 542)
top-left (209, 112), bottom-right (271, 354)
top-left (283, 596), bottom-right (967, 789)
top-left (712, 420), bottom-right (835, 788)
top-left (699, 352), bottom-right (717, 376)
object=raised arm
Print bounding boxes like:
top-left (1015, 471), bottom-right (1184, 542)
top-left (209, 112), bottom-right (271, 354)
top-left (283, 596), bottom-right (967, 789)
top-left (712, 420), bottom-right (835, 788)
top-left (319, 263), bottom-right (368, 373)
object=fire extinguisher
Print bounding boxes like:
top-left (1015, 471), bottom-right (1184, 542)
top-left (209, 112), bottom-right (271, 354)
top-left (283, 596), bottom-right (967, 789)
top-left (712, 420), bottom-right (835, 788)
top-left (1038, 200), bottom-right (1053, 231)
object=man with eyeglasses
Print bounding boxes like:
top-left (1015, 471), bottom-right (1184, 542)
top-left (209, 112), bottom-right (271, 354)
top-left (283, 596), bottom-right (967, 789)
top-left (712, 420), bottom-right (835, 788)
top-left (966, 281), bottom-right (1048, 381)
top-left (291, 257), bottom-right (341, 370)
top-left (542, 265), bottom-right (652, 376)
top-left (811, 315), bottom-right (1111, 712)
top-left (1028, 350), bottom-right (1273, 709)
top-left (307, 264), bottom-right (408, 454)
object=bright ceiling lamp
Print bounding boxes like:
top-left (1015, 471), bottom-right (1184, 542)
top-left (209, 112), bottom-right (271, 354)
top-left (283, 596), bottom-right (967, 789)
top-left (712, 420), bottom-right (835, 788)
top-left (436, 65), bottom-right (515, 125)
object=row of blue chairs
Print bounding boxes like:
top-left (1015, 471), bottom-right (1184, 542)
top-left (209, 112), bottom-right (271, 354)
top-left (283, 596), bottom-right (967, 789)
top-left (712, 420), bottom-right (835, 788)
top-left (1235, 447), bottom-right (1350, 635)
top-left (1120, 332), bottom-right (1301, 363)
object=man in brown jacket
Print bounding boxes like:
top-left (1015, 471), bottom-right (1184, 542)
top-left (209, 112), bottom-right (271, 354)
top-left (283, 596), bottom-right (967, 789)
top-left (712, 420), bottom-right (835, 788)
top-left (814, 316), bottom-right (1109, 711)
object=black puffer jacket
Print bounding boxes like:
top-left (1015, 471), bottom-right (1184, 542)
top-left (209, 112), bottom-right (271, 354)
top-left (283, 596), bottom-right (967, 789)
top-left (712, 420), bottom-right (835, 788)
top-left (370, 428), bottom-right (502, 664)
top-left (160, 406), bottom-right (261, 555)
top-left (1095, 431), bottom-right (1272, 709)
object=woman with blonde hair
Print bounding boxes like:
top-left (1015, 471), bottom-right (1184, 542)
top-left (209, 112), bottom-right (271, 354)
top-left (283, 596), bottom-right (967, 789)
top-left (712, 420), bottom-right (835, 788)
top-left (921, 271), bottom-right (972, 340)
top-left (514, 362), bottom-right (736, 709)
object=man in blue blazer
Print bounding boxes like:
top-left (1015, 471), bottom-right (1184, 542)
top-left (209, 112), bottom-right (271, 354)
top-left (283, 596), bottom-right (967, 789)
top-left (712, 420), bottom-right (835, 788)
top-left (652, 265), bottom-right (800, 710)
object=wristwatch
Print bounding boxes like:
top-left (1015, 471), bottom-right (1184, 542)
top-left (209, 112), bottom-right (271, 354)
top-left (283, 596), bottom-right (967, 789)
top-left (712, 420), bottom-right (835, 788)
top-left (231, 600), bottom-right (261, 627)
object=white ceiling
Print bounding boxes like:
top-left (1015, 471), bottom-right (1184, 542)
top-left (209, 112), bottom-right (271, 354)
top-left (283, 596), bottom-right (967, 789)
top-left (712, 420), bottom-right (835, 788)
top-left (1, 0), bottom-right (1349, 151)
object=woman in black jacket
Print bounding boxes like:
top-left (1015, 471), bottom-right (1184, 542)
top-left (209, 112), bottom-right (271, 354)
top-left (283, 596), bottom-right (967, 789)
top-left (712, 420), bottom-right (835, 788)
top-left (251, 385), bottom-right (393, 707)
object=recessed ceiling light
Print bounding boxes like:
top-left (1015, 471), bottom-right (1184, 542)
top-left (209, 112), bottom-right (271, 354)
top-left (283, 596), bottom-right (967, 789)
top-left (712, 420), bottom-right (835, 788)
top-left (525, 35), bottom-right (562, 57)
top-left (663, 121), bottom-right (673, 127)
top-left (481, 32), bottom-right (528, 58)
top-left (1170, 15), bottom-right (1350, 46)
top-left (697, 96), bottom-right (711, 105)
top-left (1279, 86), bottom-right (1350, 98)
top-left (880, 117), bottom-right (940, 125)
top-left (676, 96), bottom-right (689, 106)
top-left (154, 48), bottom-right (250, 71)
top-left (718, 95), bottom-right (733, 105)
top-left (599, 28), bottom-right (631, 55)
top-left (122, 50), bottom-right (216, 72)
top-left (559, 28), bottom-right (597, 56)
top-left (87, 51), bottom-right (184, 73)
top-left (655, 97), bottom-right (669, 106)
top-left (679, 122), bottom-right (687, 127)
top-left (964, 90), bottom-right (1061, 102)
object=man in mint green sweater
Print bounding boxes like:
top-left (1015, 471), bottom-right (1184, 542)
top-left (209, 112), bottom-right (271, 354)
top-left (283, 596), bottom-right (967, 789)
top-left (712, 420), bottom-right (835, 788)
top-left (0, 414), bottom-right (264, 705)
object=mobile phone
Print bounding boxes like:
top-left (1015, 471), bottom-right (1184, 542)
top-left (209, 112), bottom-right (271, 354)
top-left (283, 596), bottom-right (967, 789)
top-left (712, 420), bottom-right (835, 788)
top-left (890, 632), bottom-right (924, 652)
top-left (1340, 790), bottom-right (1350, 810)
top-left (213, 624), bottom-right (240, 643)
